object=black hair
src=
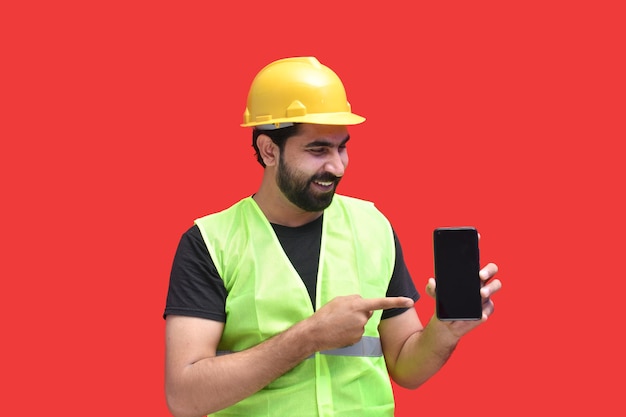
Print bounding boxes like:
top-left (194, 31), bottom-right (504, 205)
top-left (252, 124), bottom-right (301, 167)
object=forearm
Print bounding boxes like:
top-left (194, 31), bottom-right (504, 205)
top-left (389, 317), bottom-right (461, 389)
top-left (166, 295), bottom-right (413, 417)
top-left (166, 319), bottom-right (317, 417)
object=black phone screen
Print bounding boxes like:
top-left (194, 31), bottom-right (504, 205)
top-left (433, 227), bottom-right (482, 321)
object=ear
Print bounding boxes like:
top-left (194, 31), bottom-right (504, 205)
top-left (257, 134), bottom-right (279, 167)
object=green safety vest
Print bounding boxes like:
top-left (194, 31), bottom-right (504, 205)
top-left (195, 194), bottom-right (396, 417)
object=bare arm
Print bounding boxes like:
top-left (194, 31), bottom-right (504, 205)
top-left (165, 295), bottom-right (413, 417)
top-left (165, 315), bottom-right (316, 417)
top-left (380, 263), bottom-right (502, 389)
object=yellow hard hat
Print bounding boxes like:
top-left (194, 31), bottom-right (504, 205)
top-left (241, 57), bottom-right (365, 129)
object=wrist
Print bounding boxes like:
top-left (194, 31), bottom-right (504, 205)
top-left (427, 316), bottom-right (462, 349)
top-left (287, 317), bottom-right (320, 356)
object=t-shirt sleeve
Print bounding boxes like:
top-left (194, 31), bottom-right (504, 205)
top-left (381, 229), bottom-right (420, 320)
top-left (163, 225), bottom-right (227, 322)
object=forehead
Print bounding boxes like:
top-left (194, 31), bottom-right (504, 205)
top-left (291, 124), bottom-right (350, 145)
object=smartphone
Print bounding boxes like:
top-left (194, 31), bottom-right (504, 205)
top-left (433, 227), bottom-right (482, 321)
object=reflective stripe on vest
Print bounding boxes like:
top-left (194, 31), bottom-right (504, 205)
top-left (216, 335), bottom-right (383, 358)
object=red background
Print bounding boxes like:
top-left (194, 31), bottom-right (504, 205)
top-left (2, 1), bottom-right (625, 415)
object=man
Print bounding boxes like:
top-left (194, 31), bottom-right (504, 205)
top-left (163, 56), bottom-right (501, 417)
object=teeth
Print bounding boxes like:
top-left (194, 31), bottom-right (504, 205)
top-left (315, 181), bottom-right (333, 186)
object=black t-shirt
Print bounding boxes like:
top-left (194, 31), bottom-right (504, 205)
top-left (164, 215), bottom-right (419, 321)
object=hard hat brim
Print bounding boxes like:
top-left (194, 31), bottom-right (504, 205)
top-left (241, 112), bottom-right (365, 128)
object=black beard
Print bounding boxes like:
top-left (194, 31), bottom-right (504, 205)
top-left (277, 157), bottom-right (341, 212)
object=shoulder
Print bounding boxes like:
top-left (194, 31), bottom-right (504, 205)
top-left (333, 194), bottom-right (374, 206)
top-left (332, 194), bottom-right (382, 214)
top-left (195, 197), bottom-right (253, 224)
top-left (331, 194), bottom-right (389, 225)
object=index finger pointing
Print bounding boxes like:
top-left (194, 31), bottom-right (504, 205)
top-left (360, 297), bottom-right (414, 312)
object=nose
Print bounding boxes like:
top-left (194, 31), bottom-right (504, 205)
top-left (325, 149), bottom-right (347, 177)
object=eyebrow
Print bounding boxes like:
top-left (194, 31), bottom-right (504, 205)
top-left (305, 135), bottom-right (351, 148)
